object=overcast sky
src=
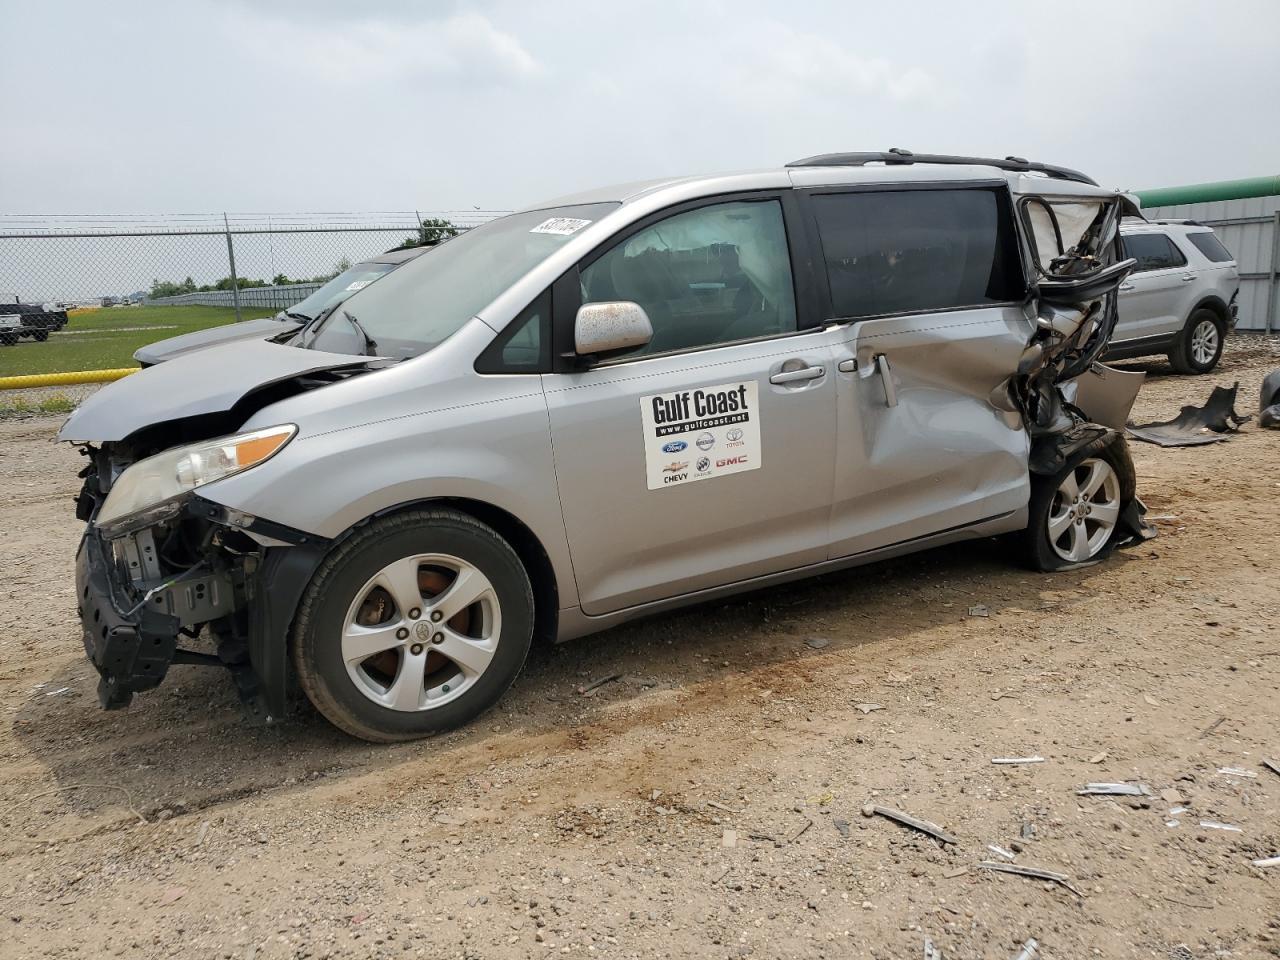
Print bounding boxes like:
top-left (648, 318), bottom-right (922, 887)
top-left (2, 0), bottom-right (1278, 216)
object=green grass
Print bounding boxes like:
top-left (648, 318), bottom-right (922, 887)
top-left (0, 305), bottom-right (255, 376)
top-left (0, 392), bottom-right (78, 417)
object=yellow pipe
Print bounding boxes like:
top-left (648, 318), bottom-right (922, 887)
top-left (0, 367), bottom-right (138, 390)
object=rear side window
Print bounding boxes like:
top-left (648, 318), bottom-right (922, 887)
top-left (1188, 232), bottom-right (1234, 263)
top-left (1122, 233), bottom-right (1186, 272)
top-left (811, 188), bottom-right (1024, 319)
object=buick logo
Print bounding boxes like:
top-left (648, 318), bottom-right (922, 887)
top-left (696, 456), bottom-right (711, 472)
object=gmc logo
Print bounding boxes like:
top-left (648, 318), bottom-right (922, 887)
top-left (716, 455), bottom-right (748, 468)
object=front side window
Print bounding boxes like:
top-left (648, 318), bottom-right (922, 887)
top-left (579, 199), bottom-right (797, 358)
top-left (812, 188), bottom-right (1024, 319)
top-left (1188, 232), bottom-right (1234, 263)
top-left (1122, 233), bottom-right (1185, 272)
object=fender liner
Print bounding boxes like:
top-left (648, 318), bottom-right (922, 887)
top-left (248, 541), bottom-right (328, 719)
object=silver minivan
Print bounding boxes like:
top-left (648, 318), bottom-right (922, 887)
top-left (60, 151), bottom-right (1152, 742)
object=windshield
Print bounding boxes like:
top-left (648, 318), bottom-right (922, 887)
top-left (304, 202), bottom-right (619, 358)
top-left (282, 260), bottom-right (401, 321)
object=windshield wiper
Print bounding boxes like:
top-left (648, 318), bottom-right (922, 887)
top-left (282, 309), bottom-right (312, 323)
top-left (343, 310), bottom-right (379, 357)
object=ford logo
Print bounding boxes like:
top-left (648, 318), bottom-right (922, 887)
top-left (662, 441), bottom-right (687, 453)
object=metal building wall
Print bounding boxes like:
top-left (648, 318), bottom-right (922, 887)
top-left (1141, 195), bottom-right (1280, 334)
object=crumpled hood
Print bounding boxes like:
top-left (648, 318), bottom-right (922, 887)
top-left (58, 339), bottom-right (373, 442)
top-left (133, 316), bottom-right (300, 366)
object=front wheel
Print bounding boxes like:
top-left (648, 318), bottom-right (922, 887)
top-left (292, 509), bottom-right (534, 742)
top-left (1169, 308), bottom-right (1224, 374)
top-left (1023, 446), bottom-right (1125, 572)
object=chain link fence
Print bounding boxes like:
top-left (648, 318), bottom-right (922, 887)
top-left (0, 211), bottom-right (504, 320)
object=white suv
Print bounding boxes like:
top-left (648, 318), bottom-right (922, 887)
top-left (1109, 220), bottom-right (1239, 373)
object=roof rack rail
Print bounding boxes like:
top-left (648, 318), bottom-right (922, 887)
top-left (785, 148), bottom-right (1098, 187)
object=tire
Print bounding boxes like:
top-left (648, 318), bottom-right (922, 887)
top-left (1022, 443), bottom-right (1126, 572)
top-left (292, 508), bottom-right (534, 742)
top-left (33, 330), bottom-right (49, 342)
top-left (0, 333), bottom-right (16, 346)
top-left (1168, 308), bottom-right (1225, 374)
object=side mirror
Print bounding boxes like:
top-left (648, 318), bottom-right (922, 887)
top-left (574, 301), bottom-right (653, 360)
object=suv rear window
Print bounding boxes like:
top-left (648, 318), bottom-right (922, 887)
top-left (1187, 232), bottom-right (1234, 263)
top-left (1122, 233), bottom-right (1187, 272)
top-left (810, 188), bottom-right (1023, 319)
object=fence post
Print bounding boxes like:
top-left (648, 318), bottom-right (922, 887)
top-left (1267, 210), bottom-right (1279, 335)
top-left (223, 212), bottom-right (242, 323)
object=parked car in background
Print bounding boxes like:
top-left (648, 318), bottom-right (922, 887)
top-left (0, 302), bottom-right (70, 345)
top-left (1108, 220), bottom-right (1238, 373)
top-left (134, 245), bottom-right (431, 365)
top-left (62, 151), bottom-right (1150, 742)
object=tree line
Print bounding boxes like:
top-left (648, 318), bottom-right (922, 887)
top-left (150, 217), bottom-right (461, 299)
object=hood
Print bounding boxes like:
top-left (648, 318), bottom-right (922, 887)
top-left (59, 339), bottom-right (374, 442)
top-left (133, 316), bottom-right (300, 366)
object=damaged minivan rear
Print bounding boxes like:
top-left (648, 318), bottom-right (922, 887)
top-left (60, 151), bottom-right (1154, 742)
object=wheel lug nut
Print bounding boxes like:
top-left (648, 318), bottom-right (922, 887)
top-left (430, 610), bottom-right (443, 622)
top-left (410, 643), bottom-right (424, 655)
top-left (408, 607), bottom-right (421, 620)
top-left (431, 633), bottom-right (444, 645)
top-left (395, 627), bottom-right (409, 640)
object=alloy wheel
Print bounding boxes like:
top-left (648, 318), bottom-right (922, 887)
top-left (1046, 458), bottom-right (1120, 563)
top-left (1191, 318), bottom-right (1219, 367)
top-left (340, 553), bottom-right (502, 711)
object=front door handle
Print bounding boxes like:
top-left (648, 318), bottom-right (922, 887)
top-left (1119, 283), bottom-right (1135, 292)
top-left (769, 365), bottom-right (824, 385)
top-left (875, 354), bottom-right (897, 407)
top-left (1181, 274), bottom-right (1195, 282)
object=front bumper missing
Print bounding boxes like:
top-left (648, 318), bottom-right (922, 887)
top-left (76, 532), bottom-right (182, 709)
top-left (74, 499), bottom-right (329, 717)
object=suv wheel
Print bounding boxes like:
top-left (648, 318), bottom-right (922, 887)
top-left (292, 509), bottom-right (534, 742)
top-left (1023, 448), bottom-right (1124, 572)
top-left (1169, 308), bottom-right (1225, 374)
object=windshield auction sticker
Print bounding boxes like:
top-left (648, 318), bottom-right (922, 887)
top-left (530, 217), bottom-right (592, 236)
top-left (639, 381), bottom-right (760, 490)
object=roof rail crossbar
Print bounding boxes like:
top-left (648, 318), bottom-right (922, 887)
top-left (785, 149), bottom-right (1098, 186)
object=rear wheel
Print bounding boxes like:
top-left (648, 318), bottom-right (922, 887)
top-left (33, 330), bottom-right (49, 342)
top-left (1169, 308), bottom-right (1224, 374)
top-left (292, 509), bottom-right (534, 742)
top-left (1023, 448), bottom-right (1124, 572)
top-left (0, 333), bottom-right (16, 346)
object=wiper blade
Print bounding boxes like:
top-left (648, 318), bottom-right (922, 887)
top-left (343, 311), bottom-right (379, 357)
top-left (282, 309), bottom-right (312, 323)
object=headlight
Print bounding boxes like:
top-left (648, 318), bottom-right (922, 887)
top-left (96, 425), bottom-right (296, 534)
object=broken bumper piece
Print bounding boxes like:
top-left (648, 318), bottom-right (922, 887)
top-left (75, 531), bottom-right (182, 709)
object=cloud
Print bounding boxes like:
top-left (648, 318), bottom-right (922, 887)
top-left (223, 8), bottom-right (542, 86)
top-left (720, 20), bottom-right (944, 109)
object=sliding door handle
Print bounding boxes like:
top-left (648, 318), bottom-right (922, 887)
top-left (769, 365), bottom-right (824, 385)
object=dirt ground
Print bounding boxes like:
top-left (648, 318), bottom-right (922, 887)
top-left (2, 340), bottom-right (1278, 960)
